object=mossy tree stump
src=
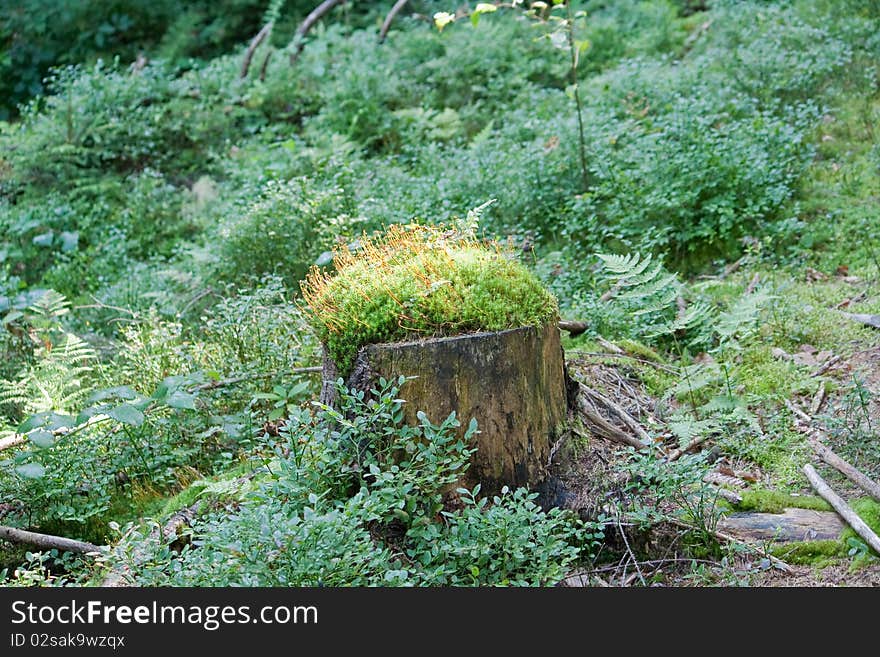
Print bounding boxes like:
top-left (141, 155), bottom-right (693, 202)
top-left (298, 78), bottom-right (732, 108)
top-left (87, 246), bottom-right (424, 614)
top-left (321, 321), bottom-right (570, 495)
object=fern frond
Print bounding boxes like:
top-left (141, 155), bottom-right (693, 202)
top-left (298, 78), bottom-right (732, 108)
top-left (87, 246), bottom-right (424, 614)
top-left (667, 414), bottom-right (718, 445)
top-left (715, 289), bottom-right (771, 342)
top-left (28, 289), bottom-right (70, 321)
top-left (670, 362), bottom-right (720, 399)
top-left (595, 252), bottom-right (649, 276)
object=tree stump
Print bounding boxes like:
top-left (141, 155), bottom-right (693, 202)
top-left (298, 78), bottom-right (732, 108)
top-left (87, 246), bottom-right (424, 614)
top-left (320, 322), bottom-right (571, 495)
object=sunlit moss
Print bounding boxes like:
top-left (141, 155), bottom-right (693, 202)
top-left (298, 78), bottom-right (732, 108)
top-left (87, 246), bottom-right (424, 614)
top-left (301, 224), bottom-right (559, 374)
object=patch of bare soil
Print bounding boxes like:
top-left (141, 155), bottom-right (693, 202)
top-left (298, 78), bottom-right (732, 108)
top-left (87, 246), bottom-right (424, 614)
top-left (750, 561), bottom-right (880, 587)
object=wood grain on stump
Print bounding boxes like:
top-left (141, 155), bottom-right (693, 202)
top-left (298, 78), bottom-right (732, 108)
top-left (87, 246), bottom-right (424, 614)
top-left (321, 322), bottom-right (569, 495)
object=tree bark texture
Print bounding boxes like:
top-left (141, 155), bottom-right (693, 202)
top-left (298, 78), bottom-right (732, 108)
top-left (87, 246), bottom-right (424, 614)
top-left (321, 323), bottom-right (570, 495)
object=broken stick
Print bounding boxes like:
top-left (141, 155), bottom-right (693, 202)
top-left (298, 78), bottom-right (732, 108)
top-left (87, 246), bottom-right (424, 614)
top-left (0, 525), bottom-right (102, 555)
top-left (803, 464), bottom-right (880, 555)
top-left (808, 440), bottom-right (880, 504)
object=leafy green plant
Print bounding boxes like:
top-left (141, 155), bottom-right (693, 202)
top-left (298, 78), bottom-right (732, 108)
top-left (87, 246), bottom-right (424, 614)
top-left (106, 378), bottom-right (600, 586)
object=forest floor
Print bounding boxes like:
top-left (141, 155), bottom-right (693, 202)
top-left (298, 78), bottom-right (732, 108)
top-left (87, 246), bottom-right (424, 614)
top-left (558, 321), bottom-right (880, 586)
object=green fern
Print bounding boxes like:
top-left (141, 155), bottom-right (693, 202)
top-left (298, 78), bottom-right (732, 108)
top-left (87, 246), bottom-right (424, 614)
top-left (27, 289), bottom-right (70, 324)
top-left (597, 252), bottom-right (687, 335)
top-left (714, 288), bottom-right (771, 343)
top-left (668, 414), bottom-right (718, 446)
top-left (0, 295), bottom-right (96, 421)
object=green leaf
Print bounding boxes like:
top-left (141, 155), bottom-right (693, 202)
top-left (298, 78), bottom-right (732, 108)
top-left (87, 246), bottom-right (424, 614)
top-left (88, 385), bottom-right (138, 403)
top-left (16, 463), bottom-right (46, 479)
top-left (27, 429), bottom-right (55, 449)
top-left (18, 412), bottom-right (75, 433)
top-left (108, 403), bottom-right (145, 427)
top-left (166, 391), bottom-right (197, 410)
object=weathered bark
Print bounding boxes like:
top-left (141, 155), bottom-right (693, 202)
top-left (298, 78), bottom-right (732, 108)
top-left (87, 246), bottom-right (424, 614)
top-left (321, 323), bottom-right (568, 494)
top-left (718, 508), bottom-right (845, 543)
top-left (379, 0), bottom-right (410, 42)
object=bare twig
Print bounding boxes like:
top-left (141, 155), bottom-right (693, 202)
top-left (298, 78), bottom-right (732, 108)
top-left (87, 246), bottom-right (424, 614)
top-left (666, 434), bottom-right (710, 462)
top-left (0, 525), bottom-right (102, 555)
top-left (193, 366), bottom-right (322, 392)
top-left (808, 440), bottom-right (880, 504)
top-left (576, 395), bottom-right (647, 450)
top-left (811, 354), bottom-right (843, 378)
top-left (259, 49), bottom-right (273, 81)
top-left (379, 0), bottom-right (410, 42)
top-left (810, 382), bottom-right (827, 415)
top-left (784, 399), bottom-right (813, 423)
top-left (240, 23), bottom-right (273, 78)
top-left (616, 514), bottom-right (646, 586)
top-left (579, 383), bottom-right (652, 445)
top-left (745, 272), bottom-right (760, 295)
top-left (599, 283), bottom-right (621, 303)
top-left (289, 0), bottom-right (348, 65)
top-left (803, 464), bottom-right (880, 554)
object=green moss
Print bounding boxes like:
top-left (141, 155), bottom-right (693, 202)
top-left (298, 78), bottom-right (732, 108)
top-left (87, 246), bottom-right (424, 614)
top-left (770, 539), bottom-right (847, 567)
top-left (617, 339), bottom-right (666, 364)
top-left (841, 498), bottom-right (880, 556)
top-left (302, 225), bottom-right (559, 374)
top-left (736, 489), bottom-right (832, 514)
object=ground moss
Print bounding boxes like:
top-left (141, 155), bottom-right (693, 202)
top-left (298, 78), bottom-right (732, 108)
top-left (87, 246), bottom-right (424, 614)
top-left (301, 224), bottom-right (559, 374)
top-left (841, 498), bottom-right (880, 557)
top-left (617, 339), bottom-right (666, 364)
top-left (770, 539), bottom-right (846, 567)
top-left (735, 489), bottom-right (832, 514)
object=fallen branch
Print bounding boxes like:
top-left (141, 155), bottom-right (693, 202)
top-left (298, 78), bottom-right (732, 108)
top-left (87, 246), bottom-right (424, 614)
top-left (240, 22), bottom-right (273, 78)
top-left (193, 366), bottom-right (322, 392)
top-left (838, 311), bottom-right (880, 329)
top-left (289, 0), bottom-right (347, 65)
top-left (0, 414), bottom-right (111, 454)
top-left (576, 395), bottom-right (647, 451)
top-left (704, 470), bottom-right (747, 490)
top-left (811, 354), bottom-right (842, 378)
top-left (808, 440), bottom-right (880, 504)
top-left (665, 518), bottom-right (793, 572)
top-left (579, 383), bottom-right (652, 445)
top-left (558, 320), bottom-right (589, 336)
top-left (379, 0), bottom-right (410, 42)
top-left (0, 525), bottom-right (102, 555)
top-left (0, 435), bottom-right (25, 452)
top-left (803, 464), bottom-right (880, 555)
top-left (710, 486), bottom-right (743, 505)
top-left (666, 434), bottom-right (710, 462)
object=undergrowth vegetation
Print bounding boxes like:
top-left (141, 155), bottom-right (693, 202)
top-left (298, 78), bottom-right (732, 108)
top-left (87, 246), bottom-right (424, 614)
top-left (2, 0), bottom-right (879, 586)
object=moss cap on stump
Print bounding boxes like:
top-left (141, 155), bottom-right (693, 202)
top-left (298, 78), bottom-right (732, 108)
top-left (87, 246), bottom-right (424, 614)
top-left (300, 223), bottom-right (559, 374)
